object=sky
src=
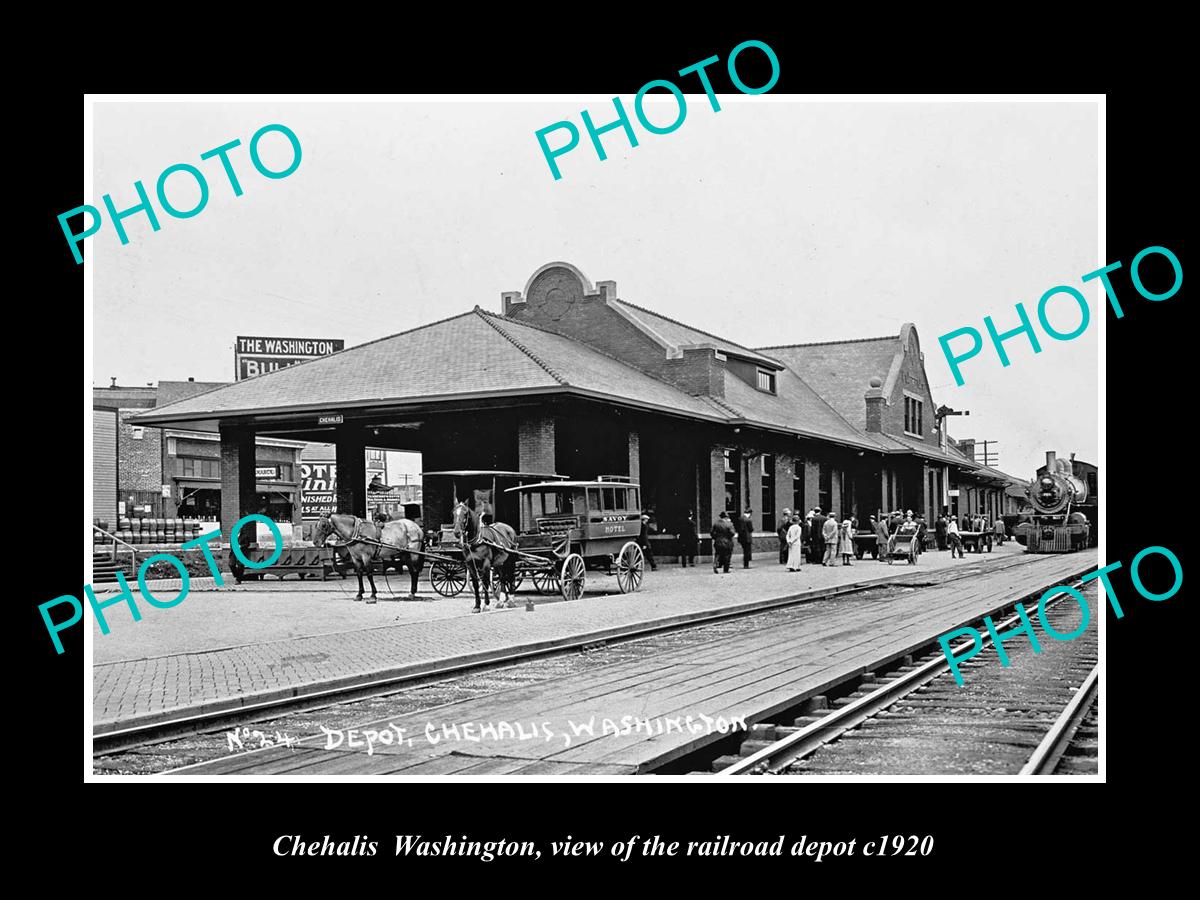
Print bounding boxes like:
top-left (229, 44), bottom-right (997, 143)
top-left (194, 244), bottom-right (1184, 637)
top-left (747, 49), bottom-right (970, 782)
top-left (92, 99), bottom-right (1098, 478)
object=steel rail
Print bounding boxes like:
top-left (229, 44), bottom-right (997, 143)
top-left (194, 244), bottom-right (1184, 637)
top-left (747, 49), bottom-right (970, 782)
top-left (718, 577), bottom-right (1090, 776)
top-left (1019, 664), bottom-right (1099, 775)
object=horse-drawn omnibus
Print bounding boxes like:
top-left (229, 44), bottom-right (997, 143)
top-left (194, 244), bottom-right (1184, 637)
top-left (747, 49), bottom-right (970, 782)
top-left (420, 470), bottom-right (565, 599)
top-left (503, 475), bottom-right (647, 599)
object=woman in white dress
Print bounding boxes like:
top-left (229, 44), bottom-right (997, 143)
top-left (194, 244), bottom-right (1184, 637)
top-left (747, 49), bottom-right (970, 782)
top-left (786, 515), bottom-right (803, 571)
top-left (839, 518), bottom-right (855, 565)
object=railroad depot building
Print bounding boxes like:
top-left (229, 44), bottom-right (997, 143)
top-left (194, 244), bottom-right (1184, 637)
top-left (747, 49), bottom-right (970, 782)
top-left (132, 262), bottom-right (1022, 551)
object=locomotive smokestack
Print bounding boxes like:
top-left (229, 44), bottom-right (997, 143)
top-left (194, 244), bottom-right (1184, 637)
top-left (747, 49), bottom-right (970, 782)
top-left (1046, 451), bottom-right (1057, 469)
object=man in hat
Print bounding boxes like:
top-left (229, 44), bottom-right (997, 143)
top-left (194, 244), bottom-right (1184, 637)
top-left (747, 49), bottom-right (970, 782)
top-left (821, 513), bottom-right (840, 566)
top-left (638, 513), bottom-right (658, 571)
top-left (678, 510), bottom-right (698, 566)
top-left (777, 508), bottom-right (792, 565)
top-left (809, 508), bottom-right (826, 565)
top-left (737, 507), bottom-right (755, 568)
top-left (710, 511), bottom-right (736, 574)
top-left (872, 514), bottom-right (890, 561)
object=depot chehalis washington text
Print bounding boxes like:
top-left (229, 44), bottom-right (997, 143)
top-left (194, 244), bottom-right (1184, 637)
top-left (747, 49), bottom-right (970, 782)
top-left (40, 514), bottom-right (283, 654)
top-left (938, 544), bottom-right (1182, 685)
top-left (937, 245), bottom-right (1182, 386)
top-left (58, 123), bottom-right (302, 264)
top-left (535, 39), bottom-right (780, 181)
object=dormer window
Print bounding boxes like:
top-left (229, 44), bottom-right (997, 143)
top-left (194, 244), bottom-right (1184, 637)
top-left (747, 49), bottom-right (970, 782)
top-left (756, 369), bottom-right (776, 393)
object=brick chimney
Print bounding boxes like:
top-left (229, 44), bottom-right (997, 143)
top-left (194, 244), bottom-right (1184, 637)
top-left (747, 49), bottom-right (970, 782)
top-left (960, 439), bottom-right (976, 462)
top-left (865, 377), bottom-right (885, 432)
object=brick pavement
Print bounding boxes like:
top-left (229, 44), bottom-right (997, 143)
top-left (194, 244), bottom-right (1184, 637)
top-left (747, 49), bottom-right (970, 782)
top-left (92, 543), bottom-right (1036, 730)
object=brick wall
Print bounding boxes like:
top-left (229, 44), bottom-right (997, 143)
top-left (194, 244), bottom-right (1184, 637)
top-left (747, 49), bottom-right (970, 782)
top-left (804, 460), bottom-right (820, 513)
top-left (117, 410), bottom-right (162, 492)
top-left (883, 330), bottom-right (937, 442)
top-left (506, 267), bottom-right (726, 399)
top-left (628, 430), bottom-right (640, 484)
top-left (773, 453), bottom-right (795, 528)
top-left (518, 412), bottom-right (556, 474)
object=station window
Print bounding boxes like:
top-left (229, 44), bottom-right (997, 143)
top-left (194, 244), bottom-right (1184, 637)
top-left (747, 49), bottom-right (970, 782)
top-left (818, 463), bottom-right (832, 514)
top-left (723, 449), bottom-right (740, 512)
top-left (904, 397), bottom-right (924, 436)
top-left (756, 369), bottom-right (776, 393)
top-left (761, 454), bottom-right (775, 520)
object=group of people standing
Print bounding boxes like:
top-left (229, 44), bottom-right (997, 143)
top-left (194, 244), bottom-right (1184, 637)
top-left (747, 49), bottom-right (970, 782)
top-left (775, 508), bottom-right (857, 571)
top-left (638, 507), bottom-right (1010, 574)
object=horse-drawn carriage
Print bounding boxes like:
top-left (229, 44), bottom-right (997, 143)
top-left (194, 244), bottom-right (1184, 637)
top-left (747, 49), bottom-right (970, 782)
top-left (501, 475), bottom-right (647, 600)
top-left (419, 471), bottom-right (646, 605)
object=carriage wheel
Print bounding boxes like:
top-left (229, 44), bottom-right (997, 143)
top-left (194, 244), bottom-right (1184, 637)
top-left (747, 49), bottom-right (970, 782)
top-left (532, 569), bottom-right (559, 594)
top-left (508, 572), bottom-right (525, 592)
top-left (615, 541), bottom-right (644, 594)
top-left (430, 561), bottom-right (467, 597)
top-left (560, 554), bottom-right (586, 601)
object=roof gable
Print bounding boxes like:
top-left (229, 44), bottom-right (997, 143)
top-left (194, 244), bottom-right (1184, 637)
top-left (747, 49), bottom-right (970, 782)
top-left (611, 299), bottom-right (784, 369)
top-left (759, 335), bottom-right (900, 427)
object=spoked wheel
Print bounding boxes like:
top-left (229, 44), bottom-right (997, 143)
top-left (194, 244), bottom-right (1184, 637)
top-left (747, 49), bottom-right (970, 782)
top-left (615, 541), bottom-right (644, 593)
top-left (532, 568), bottom-right (560, 595)
top-left (508, 572), bottom-right (525, 592)
top-left (430, 561), bottom-right (467, 597)
top-left (560, 553), bottom-right (586, 601)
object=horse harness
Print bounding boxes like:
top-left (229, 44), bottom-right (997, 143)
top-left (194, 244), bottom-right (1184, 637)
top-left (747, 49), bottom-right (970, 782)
top-left (326, 515), bottom-right (408, 560)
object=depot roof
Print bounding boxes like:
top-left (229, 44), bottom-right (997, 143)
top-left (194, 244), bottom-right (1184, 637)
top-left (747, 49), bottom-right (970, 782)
top-left (132, 307), bottom-right (883, 451)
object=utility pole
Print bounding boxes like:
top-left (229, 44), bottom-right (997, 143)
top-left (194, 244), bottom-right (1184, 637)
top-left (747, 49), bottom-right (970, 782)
top-left (977, 440), bottom-right (1000, 468)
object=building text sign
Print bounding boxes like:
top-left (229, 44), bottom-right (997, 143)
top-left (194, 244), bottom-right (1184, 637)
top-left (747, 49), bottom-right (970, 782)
top-left (301, 462), bottom-right (337, 518)
top-left (235, 335), bottom-right (344, 381)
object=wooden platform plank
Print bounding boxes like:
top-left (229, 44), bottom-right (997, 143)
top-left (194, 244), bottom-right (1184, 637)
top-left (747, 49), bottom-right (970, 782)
top-left (170, 552), bottom-right (1095, 775)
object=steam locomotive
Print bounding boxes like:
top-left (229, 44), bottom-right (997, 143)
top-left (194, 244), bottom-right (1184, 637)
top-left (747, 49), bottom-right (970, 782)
top-left (1014, 451), bottom-right (1091, 553)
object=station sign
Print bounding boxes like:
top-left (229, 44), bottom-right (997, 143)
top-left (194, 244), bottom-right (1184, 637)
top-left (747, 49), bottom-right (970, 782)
top-left (256, 465), bottom-right (280, 479)
top-left (235, 335), bottom-right (344, 381)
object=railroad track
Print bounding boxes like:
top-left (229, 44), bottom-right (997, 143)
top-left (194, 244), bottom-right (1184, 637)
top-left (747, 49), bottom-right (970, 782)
top-left (710, 583), bottom-right (1099, 777)
top-left (94, 553), bottom-right (1044, 762)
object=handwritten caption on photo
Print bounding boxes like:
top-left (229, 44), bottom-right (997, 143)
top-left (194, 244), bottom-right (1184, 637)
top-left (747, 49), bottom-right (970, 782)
top-left (273, 833), bottom-right (935, 862)
top-left (310, 713), bottom-right (748, 755)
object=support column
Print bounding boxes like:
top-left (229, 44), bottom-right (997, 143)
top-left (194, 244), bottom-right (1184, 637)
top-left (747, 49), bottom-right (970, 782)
top-left (805, 460), bottom-right (820, 513)
top-left (775, 454), bottom-right (794, 524)
top-left (518, 412), bottom-right (556, 474)
top-left (219, 424), bottom-right (257, 555)
top-left (335, 427), bottom-right (367, 517)
top-left (705, 447), bottom-right (725, 522)
top-left (628, 429), bottom-right (640, 485)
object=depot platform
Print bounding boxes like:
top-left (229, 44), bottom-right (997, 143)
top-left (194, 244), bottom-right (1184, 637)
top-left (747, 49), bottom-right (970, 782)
top-left (93, 543), bottom-right (1035, 732)
top-left (166, 549), bottom-right (1098, 775)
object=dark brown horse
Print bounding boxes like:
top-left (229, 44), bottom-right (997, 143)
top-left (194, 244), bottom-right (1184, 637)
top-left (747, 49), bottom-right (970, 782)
top-left (452, 501), bottom-right (519, 612)
top-left (313, 512), bottom-right (424, 603)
